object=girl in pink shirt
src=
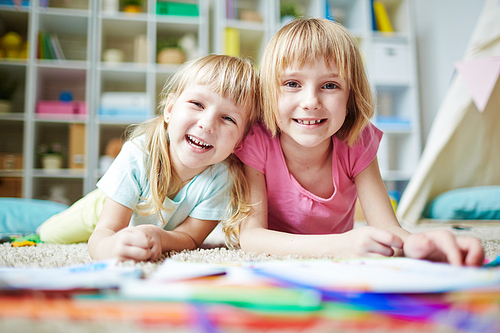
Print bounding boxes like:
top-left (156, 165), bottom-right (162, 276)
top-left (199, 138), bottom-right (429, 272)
top-left (232, 18), bottom-right (484, 266)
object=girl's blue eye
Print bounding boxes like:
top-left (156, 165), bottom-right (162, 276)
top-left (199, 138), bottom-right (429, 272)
top-left (323, 82), bottom-right (339, 89)
top-left (191, 101), bottom-right (203, 108)
top-left (223, 116), bottom-right (236, 124)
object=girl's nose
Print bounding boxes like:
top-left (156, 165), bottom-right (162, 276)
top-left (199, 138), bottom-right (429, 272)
top-left (300, 88), bottom-right (321, 111)
top-left (198, 113), bottom-right (216, 133)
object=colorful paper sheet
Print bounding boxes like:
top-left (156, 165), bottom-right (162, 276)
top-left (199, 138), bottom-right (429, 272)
top-left (0, 260), bottom-right (141, 290)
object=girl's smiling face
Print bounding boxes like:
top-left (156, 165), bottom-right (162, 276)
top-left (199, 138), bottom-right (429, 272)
top-left (164, 84), bottom-right (248, 181)
top-left (277, 59), bottom-right (349, 150)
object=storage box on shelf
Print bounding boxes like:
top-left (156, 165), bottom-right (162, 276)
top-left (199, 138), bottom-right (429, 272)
top-left (36, 100), bottom-right (86, 116)
top-left (0, 153), bottom-right (23, 170)
top-left (156, 1), bottom-right (198, 16)
top-left (0, 177), bottom-right (22, 197)
top-left (68, 123), bottom-right (85, 169)
top-left (99, 92), bottom-right (149, 121)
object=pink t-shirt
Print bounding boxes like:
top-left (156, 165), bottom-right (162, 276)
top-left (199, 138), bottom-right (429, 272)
top-left (235, 122), bottom-right (382, 235)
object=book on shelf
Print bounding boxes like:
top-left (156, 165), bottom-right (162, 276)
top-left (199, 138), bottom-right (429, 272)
top-left (37, 31), bottom-right (65, 60)
top-left (44, 32), bottom-right (55, 59)
top-left (50, 33), bottom-right (65, 60)
top-left (370, 0), bottom-right (378, 30)
top-left (225, 28), bottom-right (240, 57)
top-left (226, 0), bottom-right (237, 20)
top-left (325, 0), bottom-right (334, 21)
top-left (37, 32), bottom-right (45, 59)
top-left (0, 0), bottom-right (30, 6)
top-left (373, 0), bottom-right (393, 34)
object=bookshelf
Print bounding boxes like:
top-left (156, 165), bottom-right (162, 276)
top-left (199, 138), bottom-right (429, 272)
top-left (0, 0), bottom-right (420, 203)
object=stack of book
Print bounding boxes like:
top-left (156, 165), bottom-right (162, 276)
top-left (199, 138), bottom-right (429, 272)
top-left (38, 31), bottom-right (65, 60)
top-left (371, 0), bottom-right (393, 34)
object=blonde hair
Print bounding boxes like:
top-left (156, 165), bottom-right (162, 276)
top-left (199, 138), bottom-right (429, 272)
top-left (260, 18), bottom-right (374, 146)
top-left (129, 55), bottom-right (260, 247)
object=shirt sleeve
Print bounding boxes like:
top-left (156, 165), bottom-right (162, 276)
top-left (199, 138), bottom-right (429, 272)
top-left (349, 123), bottom-right (383, 178)
top-left (189, 164), bottom-right (232, 221)
top-left (234, 122), bottom-right (270, 174)
top-left (96, 139), bottom-right (148, 210)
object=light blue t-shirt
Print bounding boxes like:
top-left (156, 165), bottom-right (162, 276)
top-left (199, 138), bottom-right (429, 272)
top-left (96, 137), bottom-right (232, 231)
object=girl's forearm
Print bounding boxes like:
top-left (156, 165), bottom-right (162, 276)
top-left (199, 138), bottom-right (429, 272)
top-left (239, 227), bottom-right (343, 257)
top-left (87, 227), bottom-right (117, 260)
top-left (239, 225), bottom-right (406, 259)
top-left (159, 230), bottom-right (200, 252)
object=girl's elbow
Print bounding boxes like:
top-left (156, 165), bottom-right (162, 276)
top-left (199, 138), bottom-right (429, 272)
top-left (238, 238), bottom-right (252, 252)
top-left (237, 229), bottom-right (261, 253)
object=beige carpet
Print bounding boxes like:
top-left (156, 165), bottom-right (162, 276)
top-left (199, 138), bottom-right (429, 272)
top-left (0, 222), bottom-right (499, 274)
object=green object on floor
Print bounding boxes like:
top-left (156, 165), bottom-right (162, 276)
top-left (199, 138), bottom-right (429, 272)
top-left (11, 234), bottom-right (42, 243)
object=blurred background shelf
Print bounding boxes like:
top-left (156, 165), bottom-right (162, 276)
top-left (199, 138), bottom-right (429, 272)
top-left (0, 0), bottom-right (420, 204)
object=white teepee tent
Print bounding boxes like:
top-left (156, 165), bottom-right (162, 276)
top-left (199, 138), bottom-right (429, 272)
top-left (397, 0), bottom-right (500, 225)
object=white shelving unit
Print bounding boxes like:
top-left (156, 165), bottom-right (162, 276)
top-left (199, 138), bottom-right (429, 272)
top-left (0, 0), bottom-right (420, 203)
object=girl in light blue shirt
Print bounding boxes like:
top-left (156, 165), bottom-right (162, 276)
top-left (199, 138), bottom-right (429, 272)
top-left (39, 55), bottom-right (259, 261)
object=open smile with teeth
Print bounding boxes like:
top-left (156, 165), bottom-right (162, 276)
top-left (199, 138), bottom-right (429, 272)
top-left (294, 119), bottom-right (326, 125)
top-left (186, 135), bottom-right (213, 149)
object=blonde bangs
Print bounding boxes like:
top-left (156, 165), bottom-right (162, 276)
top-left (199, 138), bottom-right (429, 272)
top-left (274, 21), bottom-right (353, 82)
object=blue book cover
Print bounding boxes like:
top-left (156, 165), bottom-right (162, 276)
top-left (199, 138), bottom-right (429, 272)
top-left (325, 0), bottom-right (334, 21)
top-left (370, 0), bottom-right (378, 31)
top-left (0, 0), bottom-right (30, 6)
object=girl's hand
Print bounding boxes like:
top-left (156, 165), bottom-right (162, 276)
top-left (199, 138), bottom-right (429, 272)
top-left (337, 226), bottom-right (403, 258)
top-left (108, 225), bottom-right (163, 262)
top-left (403, 229), bottom-right (485, 266)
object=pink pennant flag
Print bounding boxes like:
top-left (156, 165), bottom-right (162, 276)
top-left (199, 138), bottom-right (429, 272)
top-left (455, 56), bottom-right (500, 112)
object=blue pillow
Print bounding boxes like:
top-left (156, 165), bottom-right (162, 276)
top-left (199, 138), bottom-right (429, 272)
top-left (427, 186), bottom-right (500, 220)
top-left (0, 198), bottom-right (68, 234)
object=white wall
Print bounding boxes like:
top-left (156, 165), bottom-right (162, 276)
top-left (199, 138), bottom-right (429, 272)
top-left (413, 0), bottom-right (485, 145)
